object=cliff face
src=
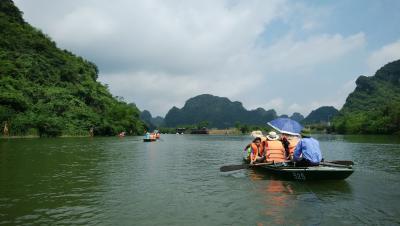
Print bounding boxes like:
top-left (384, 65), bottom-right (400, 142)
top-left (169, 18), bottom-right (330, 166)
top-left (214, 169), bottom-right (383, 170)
top-left (0, 0), bottom-right (145, 136)
top-left (290, 112), bottom-right (304, 122)
top-left (303, 106), bottom-right (339, 124)
top-left (333, 59), bottom-right (400, 134)
top-left (164, 94), bottom-right (277, 128)
top-left (140, 110), bottom-right (164, 129)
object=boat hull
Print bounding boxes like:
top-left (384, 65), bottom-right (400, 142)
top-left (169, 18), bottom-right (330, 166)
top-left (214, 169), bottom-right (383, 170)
top-left (143, 138), bottom-right (156, 142)
top-left (253, 164), bottom-right (354, 181)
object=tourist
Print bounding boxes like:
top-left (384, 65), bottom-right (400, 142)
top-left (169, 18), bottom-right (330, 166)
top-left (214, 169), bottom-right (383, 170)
top-left (292, 129), bottom-right (322, 166)
top-left (3, 121), bottom-right (8, 136)
top-left (266, 131), bottom-right (286, 163)
top-left (89, 127), bottom-right (94, 137)
top-left (280, 133), bottom-right (291, 160)
top-left (248, 137), bottom-right (266, 164)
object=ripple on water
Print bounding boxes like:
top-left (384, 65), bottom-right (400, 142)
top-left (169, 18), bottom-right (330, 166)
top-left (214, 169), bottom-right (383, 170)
top-left (1, 135), bottom-right (400, 225)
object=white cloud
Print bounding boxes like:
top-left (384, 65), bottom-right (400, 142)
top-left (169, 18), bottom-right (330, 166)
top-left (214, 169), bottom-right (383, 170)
top-left (261, 33), bottom-right (366, 73)
top-left (288, 103), bottom-right (302, 113)
top-left (367, 39), bottom-right (400, 73)
top-left (15, 0), bottom-right (368, 116)
top-left (100, 71), bottom-right (259, 116)
top-left (261, 98), bottom-right (284, 114)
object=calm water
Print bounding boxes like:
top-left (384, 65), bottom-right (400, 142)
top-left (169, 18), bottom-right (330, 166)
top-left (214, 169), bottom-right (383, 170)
top-left (1, 134), bottom-right (400, 225)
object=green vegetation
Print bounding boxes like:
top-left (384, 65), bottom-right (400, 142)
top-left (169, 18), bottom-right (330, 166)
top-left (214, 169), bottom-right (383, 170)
top-left (290, 112), bottom-right (304, 122)
top-left (333, 59), bottom-right (400, 134)
top-left (0, 0), bottom-right (145, 137)
top-left (140, 110), bottom-right (164, 131)
top-left (302, 106), bottom-right (339, 125)
top-left (164, 94), bottom-right (277, 128)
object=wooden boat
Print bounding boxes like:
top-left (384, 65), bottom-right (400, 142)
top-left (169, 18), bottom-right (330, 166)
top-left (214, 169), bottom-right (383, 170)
top-left (250, 161), bottom-right (354, 181)
top-left (143, 138), bottom-right (157, 142)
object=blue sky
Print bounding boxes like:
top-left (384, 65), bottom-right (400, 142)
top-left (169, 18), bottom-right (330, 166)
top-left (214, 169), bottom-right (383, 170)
top-left (15, 0), bottom-right (400, 117)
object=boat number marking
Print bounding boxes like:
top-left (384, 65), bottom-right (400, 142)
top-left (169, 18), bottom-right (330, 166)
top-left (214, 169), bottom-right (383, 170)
top-left (292, 172), bottom-right (306, 180)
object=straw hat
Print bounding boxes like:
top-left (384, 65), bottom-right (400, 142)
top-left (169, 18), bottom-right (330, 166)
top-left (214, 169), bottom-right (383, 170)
top-left (266, 131), bottom-right (279, 140)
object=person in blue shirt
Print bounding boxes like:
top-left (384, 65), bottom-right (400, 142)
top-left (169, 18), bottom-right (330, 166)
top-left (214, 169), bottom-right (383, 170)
top-left (293, 128), bottom-right (322, 166)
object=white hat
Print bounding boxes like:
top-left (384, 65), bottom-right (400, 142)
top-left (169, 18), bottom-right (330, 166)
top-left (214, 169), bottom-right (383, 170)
top-left (251, 130), bottom-right (263, 138)
top-left (266, 131), bottom-right (279, 140)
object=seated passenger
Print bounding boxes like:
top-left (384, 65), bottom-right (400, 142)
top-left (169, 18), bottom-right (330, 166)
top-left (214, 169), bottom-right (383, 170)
top-left (293, 129), bottom-right (322, 166)
top-left (266, 131), bottom-right (286, 163)
top-left (279, 133), bottom-right (300, 160)
top-left (246, 137), bottom-right (266, 164)
top-left (280, 133), bottom-right (290, 160)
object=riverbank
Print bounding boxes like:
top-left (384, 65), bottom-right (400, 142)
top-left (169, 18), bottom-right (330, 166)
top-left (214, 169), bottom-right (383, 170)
top-left (208, 128), bottom-right (241, 135)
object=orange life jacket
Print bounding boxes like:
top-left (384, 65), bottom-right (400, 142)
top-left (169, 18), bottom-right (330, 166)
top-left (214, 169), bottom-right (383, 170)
top-left (250, 142), bottom-right (265, 159)
top-left (266, 140), bottom-right (286, 163)
top-left (288, 137), bottom-right (300, 156)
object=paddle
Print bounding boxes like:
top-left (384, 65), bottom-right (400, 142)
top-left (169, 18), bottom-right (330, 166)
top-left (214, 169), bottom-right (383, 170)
top-left (320, 162), bottom-right (353, 168)
top-left (220, 162), bottom-right (273, 172)
top-left (325, 160), bottom-right (354, 166)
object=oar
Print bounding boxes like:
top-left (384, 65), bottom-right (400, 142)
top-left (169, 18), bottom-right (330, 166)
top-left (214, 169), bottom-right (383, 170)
top-left (320, 162), bottom-right (353, 168)
top-left (325, 160), bottom-right (354, 166)
top-left (220, 162), bottom-right (273, 172)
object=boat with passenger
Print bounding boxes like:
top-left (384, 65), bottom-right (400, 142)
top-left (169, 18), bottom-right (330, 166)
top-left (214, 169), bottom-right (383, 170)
top-left (243, 160), bottom-right (354, 181)
top-left (143, 131), bottom-right (157, 142)
top-left (221, 118), bottom-right (354, 181)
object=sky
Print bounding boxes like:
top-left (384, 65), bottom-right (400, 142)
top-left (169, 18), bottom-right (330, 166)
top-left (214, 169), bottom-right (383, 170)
top-left (14, 0), bottom-right (400, 117)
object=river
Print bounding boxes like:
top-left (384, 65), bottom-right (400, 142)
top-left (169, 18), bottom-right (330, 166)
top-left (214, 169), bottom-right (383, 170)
top-left (0, 134), bottom-right (399, 225)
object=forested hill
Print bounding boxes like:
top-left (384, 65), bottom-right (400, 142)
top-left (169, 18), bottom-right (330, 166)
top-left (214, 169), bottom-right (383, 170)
top-left (302, 106), bottom-right (339, 125)
top-left (164, 94), bottom-right (277, 128)
top-left (0, 0), bottom-right (145, 136)
top-left (140, 110), bottom-right (164, 130)
top-left (333, 59), bottom-right (400, 134)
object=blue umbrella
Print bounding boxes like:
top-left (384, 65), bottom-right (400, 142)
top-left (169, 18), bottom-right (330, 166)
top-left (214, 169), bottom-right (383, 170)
top-left (267, 118), bottom-right (303, 136)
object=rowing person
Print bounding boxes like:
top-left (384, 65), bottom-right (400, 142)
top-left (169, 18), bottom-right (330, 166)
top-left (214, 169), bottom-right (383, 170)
top-left (292, 128), bottom-right (322, 166)
top-left (244, 137), bottom-right (266, 164)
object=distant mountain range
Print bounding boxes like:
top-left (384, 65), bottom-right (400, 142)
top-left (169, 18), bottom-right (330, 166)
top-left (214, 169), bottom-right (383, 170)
top-left (140, 110), bottom-right (164, 130)
top-left (302, 106), bottom-right (339, 125)
top-left (154, 94), bottom-right (334, 128)
top-left (144, 58), bottom-right (400, 134)
top-left (333, 59), bottom-right (400, 134)
top-left (164, 94), bottom-right (277, 128)
top-left (146, 57), bottom-right (400, 134)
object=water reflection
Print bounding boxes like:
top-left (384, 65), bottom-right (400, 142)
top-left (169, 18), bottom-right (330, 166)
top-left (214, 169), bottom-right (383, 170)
top-left (248, 170), bottom-right (353, 225)
top-left (1, 134), bottom-right (399, 225)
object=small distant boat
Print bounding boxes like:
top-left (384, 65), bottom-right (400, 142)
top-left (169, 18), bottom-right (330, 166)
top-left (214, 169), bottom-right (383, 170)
top-left (143, 131), bottom-right (159, 142)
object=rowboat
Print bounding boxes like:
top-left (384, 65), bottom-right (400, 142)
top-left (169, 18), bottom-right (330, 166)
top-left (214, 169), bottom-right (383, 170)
top-left (250, 161), bottom-right (354, 181)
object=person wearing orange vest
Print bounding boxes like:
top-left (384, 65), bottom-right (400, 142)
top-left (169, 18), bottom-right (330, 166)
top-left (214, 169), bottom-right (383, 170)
top-left (244, 137), bottom-right (266, 164)
top-left (266, 131), bottom-right (287, 163)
